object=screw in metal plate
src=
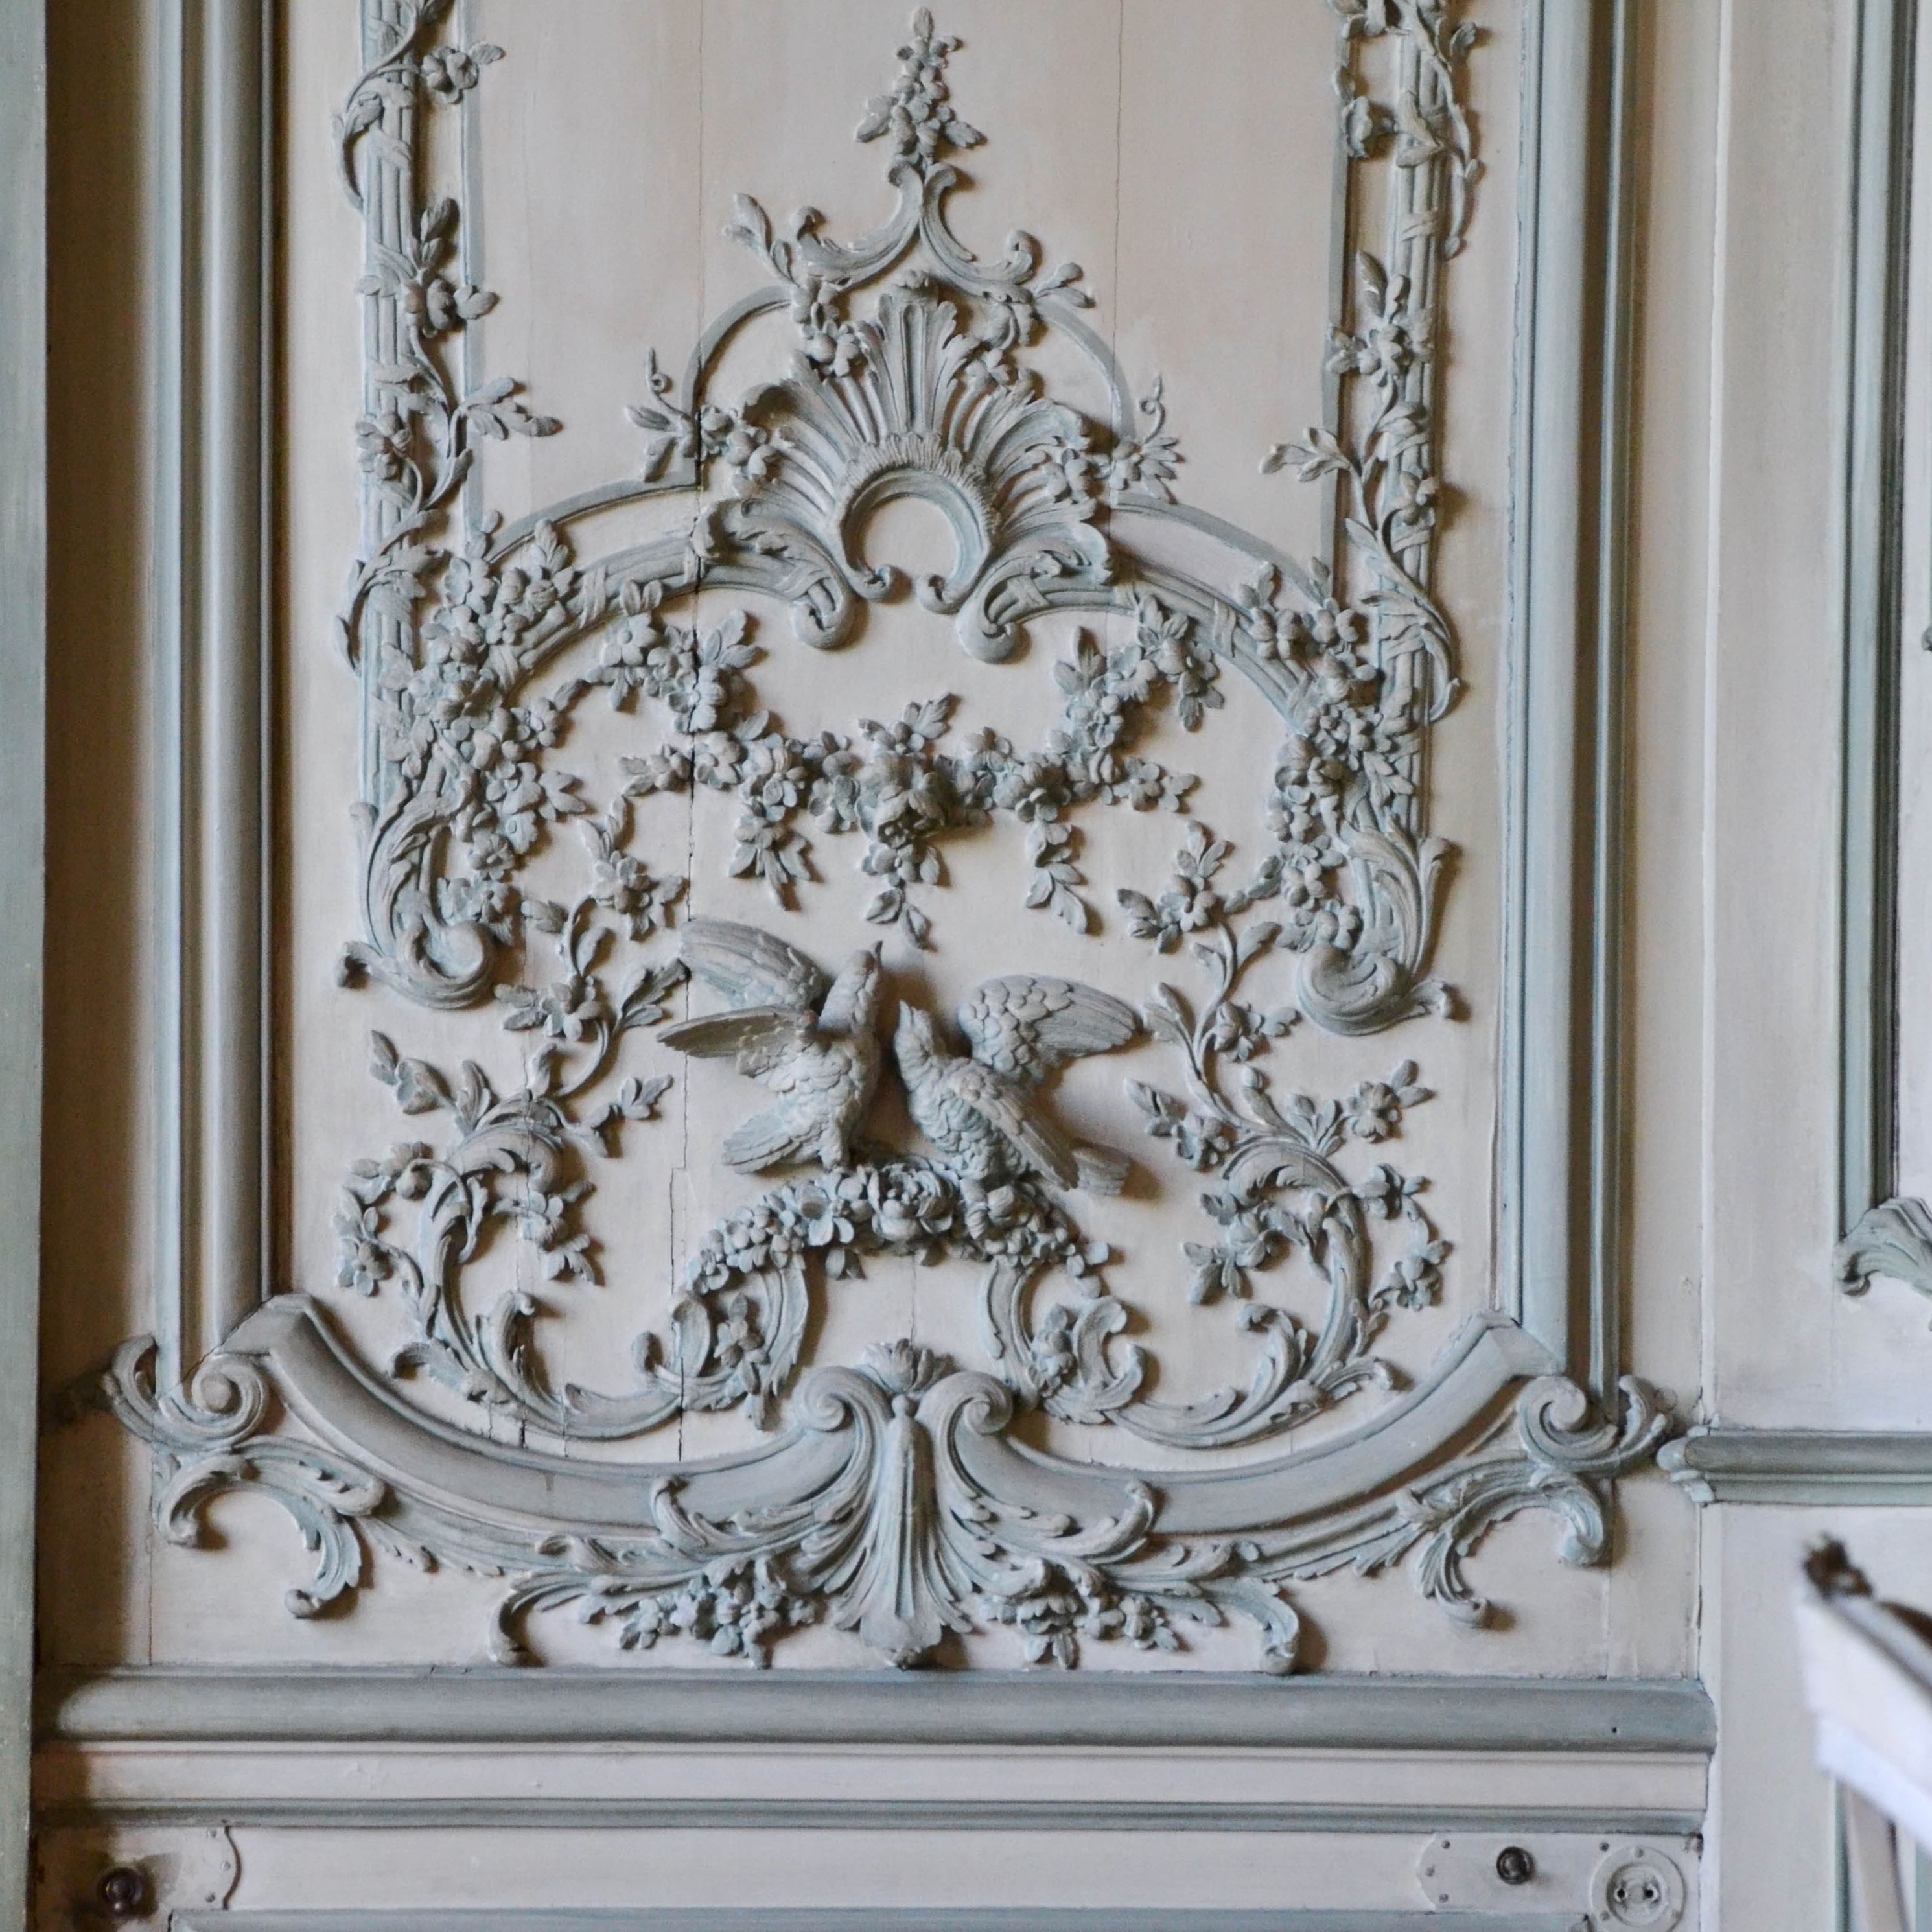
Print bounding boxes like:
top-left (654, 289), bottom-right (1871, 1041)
top-left (1496, 1846), bottom-right (1536, 1887)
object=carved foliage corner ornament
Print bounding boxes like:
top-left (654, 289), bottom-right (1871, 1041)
top-left (89, 0), bottom-right (1672, 1674)
top-left (1835, 1196), bottom-right (1932, 1308)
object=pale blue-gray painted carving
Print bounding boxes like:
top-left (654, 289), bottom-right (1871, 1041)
top-left (1833, 1195), bottom-right (1932, 1303)
top-left (660, 920), bottom-right (887, 1174)
top-left (334, 0), bottom-right (1460, 1026)
top-left (83, 0), bottom-right (1679, 1673)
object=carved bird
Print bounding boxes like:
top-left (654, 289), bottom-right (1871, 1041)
top-left (660, 918), bottom-right (884, 1173)
top-left (892, 976), bottom-right (1139, 1193)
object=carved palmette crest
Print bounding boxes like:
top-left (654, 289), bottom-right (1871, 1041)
top-left (723, 280), bottom-right (1113, 661)
top-left (86, 1), bottom-right (1671, 1675)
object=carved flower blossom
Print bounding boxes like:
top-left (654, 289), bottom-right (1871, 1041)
top-left (334, 1204), bottom-right (394, 1296)
top-left (1382, 1239), bottom-right (1449, 1310)
top-left (738, 735), bottom-right (809, 821)
top-left (590, 849), bottom-right (682, 940)
top-left (1206, 1001), bottom-right (1296, 1063)
top-left (868, 1165), bottom-right (955, 1255)
top-left (710, 1292), bottom-right (759, 1373)
top-left (355, 410), bottom-right (412, 486)
top-left (991, 754), bottom-right (1069, 823)
top-left (619, 746), bottom-right (692, 797)
top-left (793, 1181), bottom-right (858, 1253)
top-left (730, 815), bottom-right (810, 902)
top-left (1344, 1063), bottom-right (1430, 1141)
top-left (496, 973), bottom-right (609, 1043)
top-left (417, 41), bottom-right (502, 106)
top-left (1185, 1205), bottom-right (1279, 1301)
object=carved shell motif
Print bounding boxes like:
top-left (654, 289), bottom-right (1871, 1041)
top-left (724, 282), bottom-right (1111, 661)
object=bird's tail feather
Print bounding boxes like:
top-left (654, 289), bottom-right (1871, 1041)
top-left (723, 1107), bottom-right (808, 1172)
top-left (1073, 1141), bottom-right (1131, 1196)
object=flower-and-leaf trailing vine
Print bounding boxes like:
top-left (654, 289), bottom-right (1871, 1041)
top-left (91, 0), bottom-right (1671, 1675)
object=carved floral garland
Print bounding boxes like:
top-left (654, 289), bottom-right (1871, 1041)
top-left (91, 0), bottom-right (1671, 1674)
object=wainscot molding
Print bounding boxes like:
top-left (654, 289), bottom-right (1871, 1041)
top-left (1659, 1426), bottom-right (1932, 1505)
top-left (173, 1915), bottom-right (1602, 1932)
top-left (38, 1666), bottom-right (1716, 1754)
top-left (32, 1798), bottom-right (1708, 1840)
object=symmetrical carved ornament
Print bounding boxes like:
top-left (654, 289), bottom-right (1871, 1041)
top-left (92, 0), bottom-right (1668, 1673)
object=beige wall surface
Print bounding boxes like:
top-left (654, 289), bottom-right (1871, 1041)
top-left (27, 3), bottom-right (1931, 1927)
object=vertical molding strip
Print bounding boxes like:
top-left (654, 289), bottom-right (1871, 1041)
top-left (200, 0), bottom-right (270, 1351)
top-left (0, 0), bottom-right (47, 1918)
top-left (1826, 0), bottom-right (1929, 1301)
top-left (151, 0), bottom-right (198, 1393)
top-left (1838, 0), bottom-right (1917, 1235)
top-left (1679, 0), bottom-right (1931, 1449)
top-left (1507, 0), bottom-right (1630, 1391)
top-left (1587, 0), bottom-right (1638, 1403)
top-left (155, 0), bottom-right (271, 1387)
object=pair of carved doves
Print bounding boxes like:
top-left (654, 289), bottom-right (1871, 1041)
top-left (660, 918), bottom-right (1137, 1192)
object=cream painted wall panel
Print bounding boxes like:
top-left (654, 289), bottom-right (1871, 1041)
top-left (1699, 0), bottom-right (1926, 1428)
top-left (216, 1821), bottom-right (1698, 1917)
top-left (37, 0), bottom-right (165, 1676)
top-left (215, 0), bottom-right (1682, 1691)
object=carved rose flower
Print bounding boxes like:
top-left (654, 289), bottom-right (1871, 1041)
top-left (417, 42), bottom-right (502, 107)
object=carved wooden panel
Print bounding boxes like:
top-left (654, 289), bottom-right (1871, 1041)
top-left (84, 0), bottom-right (1664, 1679)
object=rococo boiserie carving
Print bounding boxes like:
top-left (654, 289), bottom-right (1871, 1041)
top-left (92, 0), bottom-right (1668, 1671)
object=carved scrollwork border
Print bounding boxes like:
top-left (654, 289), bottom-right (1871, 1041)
top-left (89, 0), bottom-right (1667, 1679)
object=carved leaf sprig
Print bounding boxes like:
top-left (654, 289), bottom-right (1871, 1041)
top-left (334, 2), bottom-right (501, 204)
top-left (855, 6), bottom-right (985, 169)
top-left (1111, 822), bottom-right (1447, 1432)
top-left (1331, 1), bottom-right (1482, 258)
top-left (338, 999), bottom-right (679, 1418)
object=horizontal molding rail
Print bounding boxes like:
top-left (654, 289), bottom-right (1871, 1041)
top-left (38, 1668), bottom-right (1715, 1754)
top-left (175, 1915), bottom-right (1599, 1932)
top-left (33, 1797), bottom-right (1707, 1838)
top-left (1661, 1427), bottom-right (1932, 1504)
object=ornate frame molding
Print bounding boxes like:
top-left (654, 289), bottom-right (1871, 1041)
top-left (1833, 0), bottom-right (1926, 1304)
top-left (88, 1), bottom-right (1665, 1681)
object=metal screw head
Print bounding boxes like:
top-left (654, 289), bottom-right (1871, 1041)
top-left (1496, 1846), bottom-right (1536, 1887)
top-left (95, 1867), bottom-right (150, 1920)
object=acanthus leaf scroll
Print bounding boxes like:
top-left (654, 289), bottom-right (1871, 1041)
top-left (87, 0), bottom-right (1674, 1675)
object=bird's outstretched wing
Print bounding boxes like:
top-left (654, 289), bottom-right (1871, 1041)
top-left (957, 976), bottom-right (1140, 1086)
top-left (681, 918), bottom-right (828, 1012)
top-left (658, 1005), bottom-right (816, 1080)
top-left (945, 1058), bottom-right (1081, 1189)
